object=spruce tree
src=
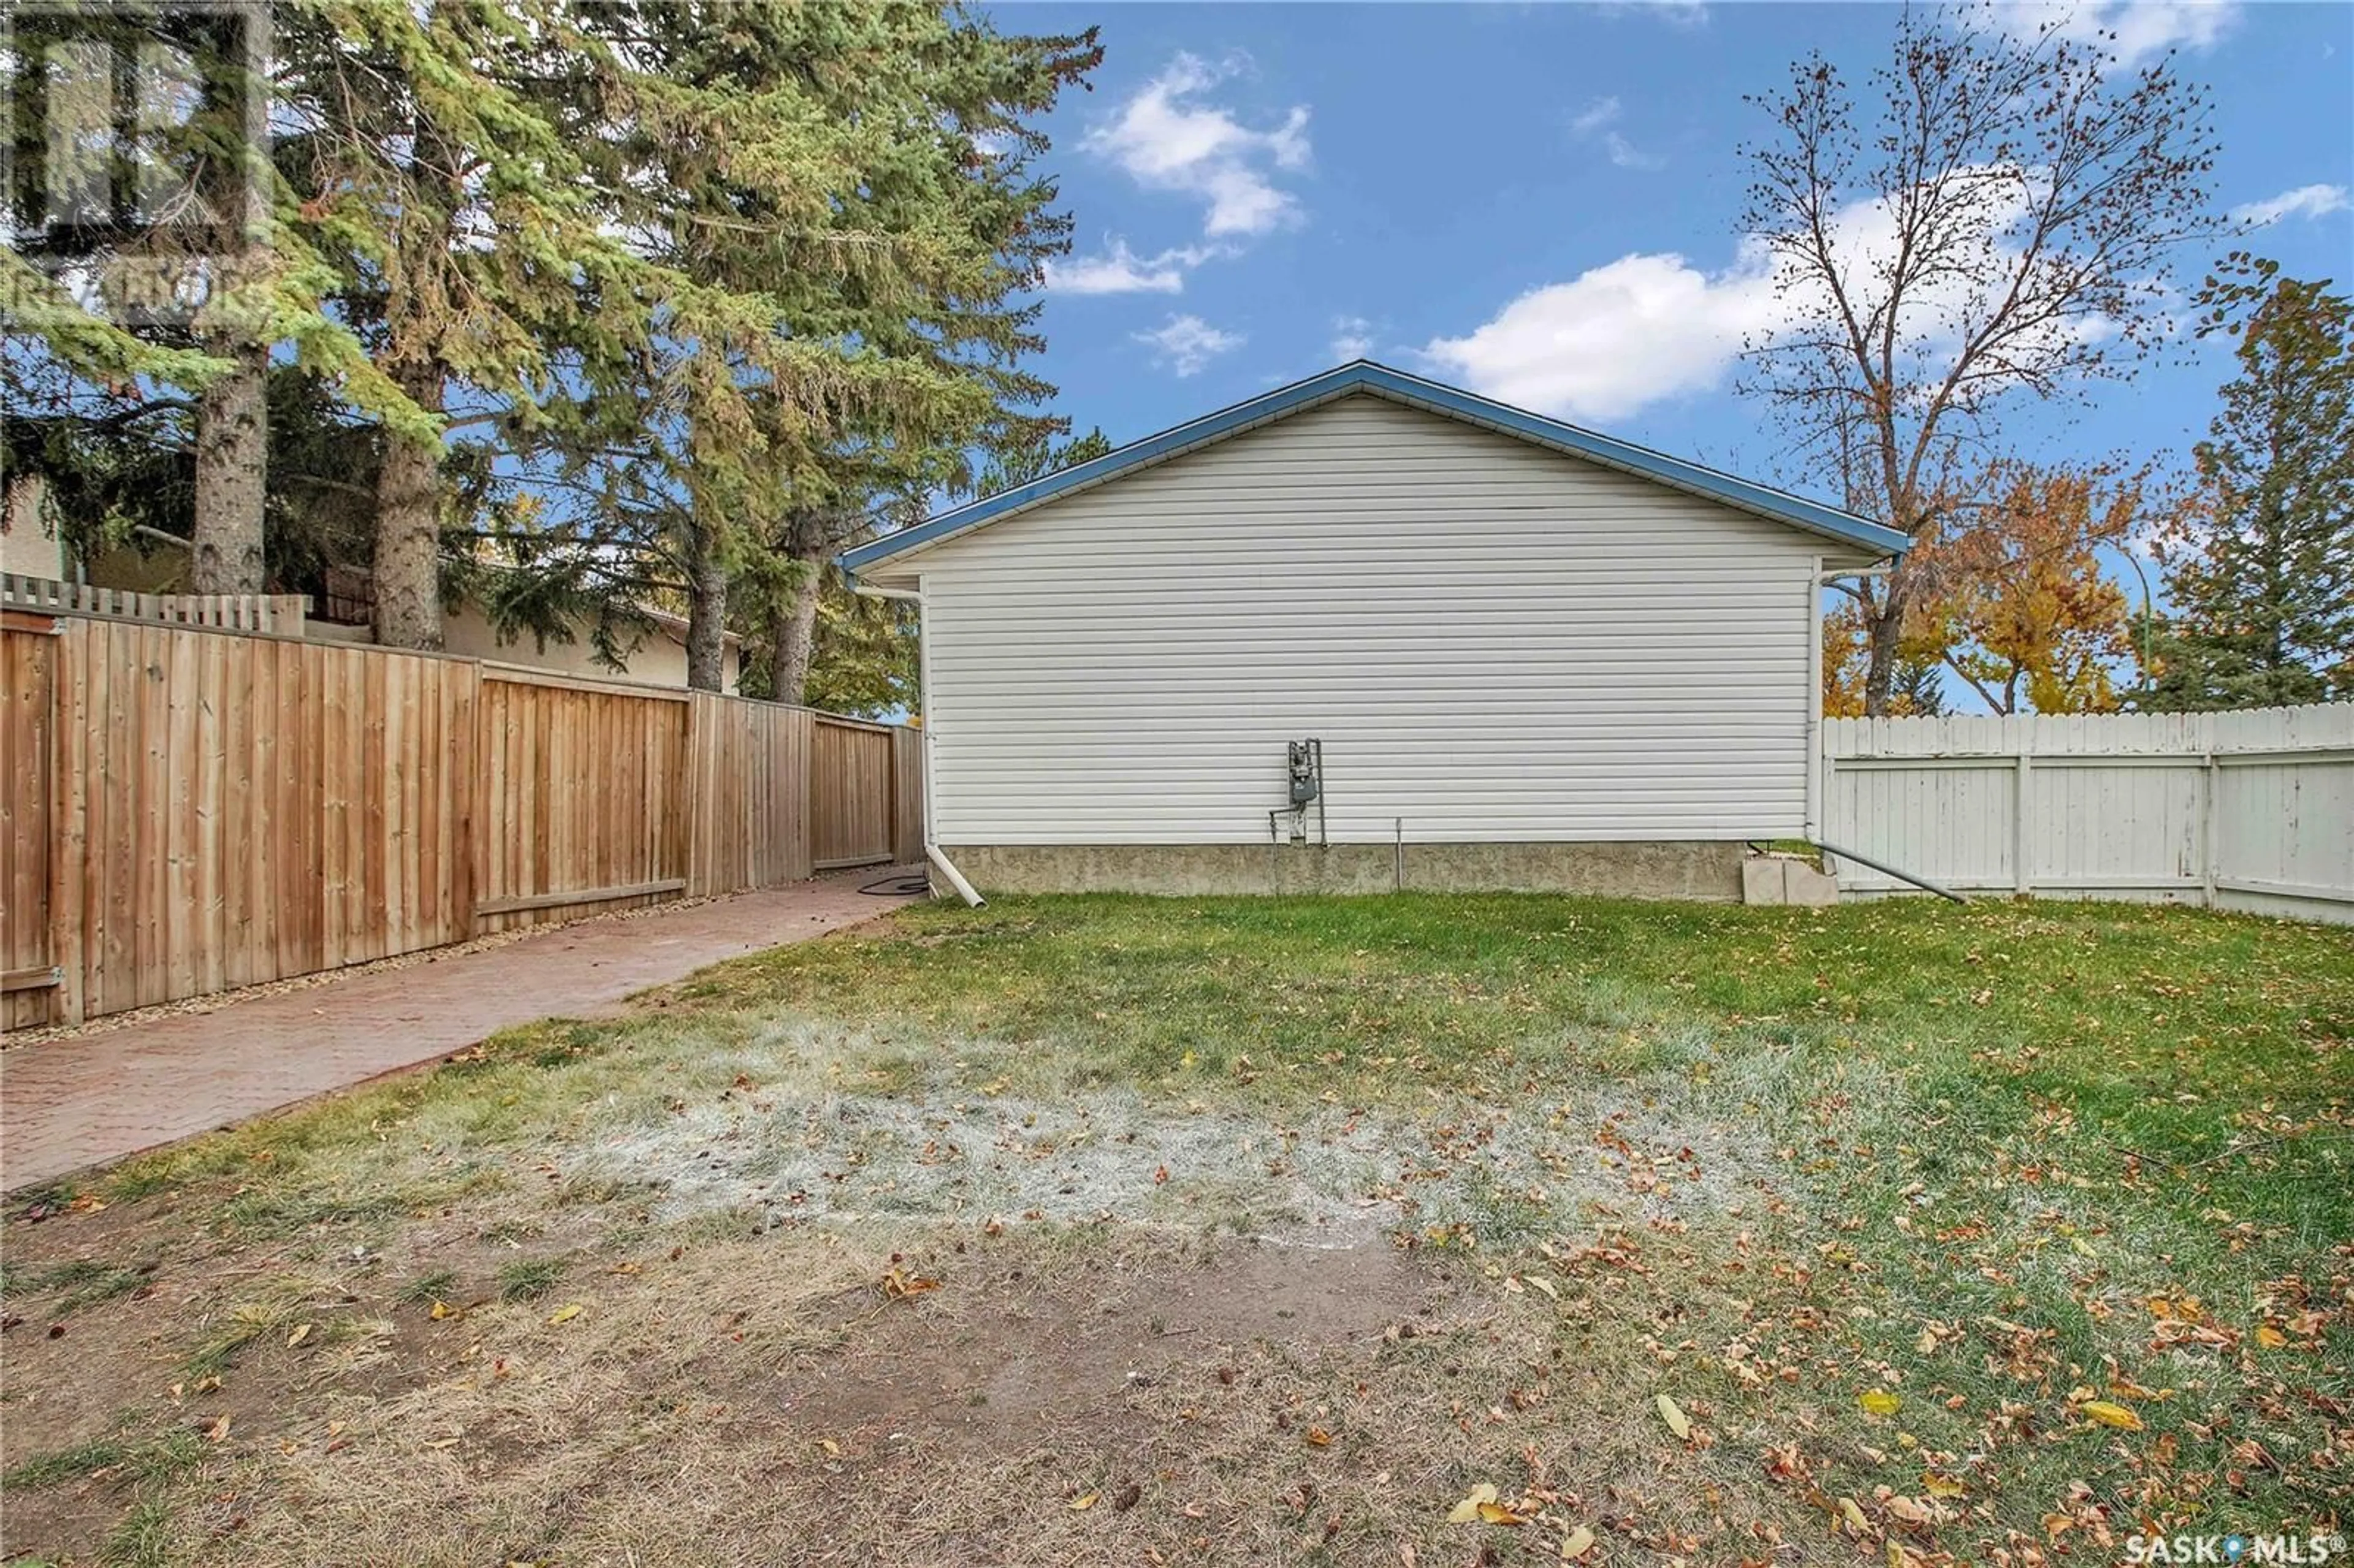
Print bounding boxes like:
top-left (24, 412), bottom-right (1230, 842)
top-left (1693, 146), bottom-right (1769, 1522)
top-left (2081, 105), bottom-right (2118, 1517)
top-left (2144, 259), bottom-right (2354, 710)
top-left (522, 2), bottom-right (1098, 691)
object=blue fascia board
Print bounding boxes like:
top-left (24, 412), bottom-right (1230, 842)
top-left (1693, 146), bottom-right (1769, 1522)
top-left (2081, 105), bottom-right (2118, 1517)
top-left (838, 361), bottom-right (1908, 575)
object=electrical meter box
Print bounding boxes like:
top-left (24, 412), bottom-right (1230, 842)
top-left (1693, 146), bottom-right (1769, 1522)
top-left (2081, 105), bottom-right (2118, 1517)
top-left (1287, 740), bottom-right (1320, 805)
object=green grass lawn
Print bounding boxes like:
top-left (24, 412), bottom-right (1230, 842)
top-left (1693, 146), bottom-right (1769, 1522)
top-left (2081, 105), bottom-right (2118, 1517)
top-left (3, 893), bottom-right (2348, 1566)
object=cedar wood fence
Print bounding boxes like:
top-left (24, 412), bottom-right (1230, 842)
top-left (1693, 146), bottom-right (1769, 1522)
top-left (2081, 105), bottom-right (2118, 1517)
top-left (2, 607), bottom-right (923, 1028)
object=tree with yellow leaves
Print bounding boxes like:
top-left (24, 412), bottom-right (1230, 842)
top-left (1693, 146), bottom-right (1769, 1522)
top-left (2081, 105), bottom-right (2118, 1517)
top-left (1911, 467), bottom-right (2147, 715)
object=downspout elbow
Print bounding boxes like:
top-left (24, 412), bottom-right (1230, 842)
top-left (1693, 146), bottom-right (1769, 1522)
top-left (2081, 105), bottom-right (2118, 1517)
top-left (925, 843), bottom-right (985, 908)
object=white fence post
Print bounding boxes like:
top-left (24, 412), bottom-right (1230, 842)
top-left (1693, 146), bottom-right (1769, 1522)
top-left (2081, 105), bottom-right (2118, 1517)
top-left (2013, 733), bottom-right (2033, 896)
top-left (2200, 745), bottom-right (2219, 910)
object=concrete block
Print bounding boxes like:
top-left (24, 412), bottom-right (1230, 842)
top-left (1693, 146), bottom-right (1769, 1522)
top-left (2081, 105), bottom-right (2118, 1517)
top-left (1742, 857), bottom-right (1786, 905)
top-left (1783, 860), bottom-right (1840, 907)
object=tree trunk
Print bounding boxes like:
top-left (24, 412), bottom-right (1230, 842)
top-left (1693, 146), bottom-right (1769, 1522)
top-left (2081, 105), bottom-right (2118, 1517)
top-left (685, 524), bottom-right (729, 692)
top-left (191, 335), bottom-right (269, 593)
top-left (766, 513), bottom-right (827, 704)
top-left (1860, 573), bottom-right (1914, 717)
top-left (372, 366), bottom-right (446, 650)
top-left (189, 10), bottom-right (270, 598)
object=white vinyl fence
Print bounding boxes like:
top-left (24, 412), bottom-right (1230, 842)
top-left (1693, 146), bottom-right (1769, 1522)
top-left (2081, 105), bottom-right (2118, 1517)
top-left (1821, 703), bottom-right (2354, 925)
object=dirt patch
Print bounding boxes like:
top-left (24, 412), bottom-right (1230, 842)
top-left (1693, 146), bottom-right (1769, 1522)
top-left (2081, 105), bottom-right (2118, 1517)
top-left (13, 1198), bottom-right (1653, 1568)
top-left (780, 1232), bottom-right (1426, 1447)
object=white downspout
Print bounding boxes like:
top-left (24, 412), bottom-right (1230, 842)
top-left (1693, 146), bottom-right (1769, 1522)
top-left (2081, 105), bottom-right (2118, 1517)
top-left (1804, 555), bottom-right (1824, 841)
top-left (926, 843), bottom-right (985, 908)
top-left (892, 573), bottom-right (983, 908)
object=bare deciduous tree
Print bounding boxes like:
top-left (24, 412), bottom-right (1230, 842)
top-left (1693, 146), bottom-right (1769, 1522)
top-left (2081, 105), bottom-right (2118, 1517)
top-left (1740, 4), bottom-right (2219, 713)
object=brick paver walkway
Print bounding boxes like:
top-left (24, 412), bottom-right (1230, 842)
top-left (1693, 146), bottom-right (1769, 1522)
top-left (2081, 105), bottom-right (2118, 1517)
top-left (0, 866), bottom-right (926, 1192)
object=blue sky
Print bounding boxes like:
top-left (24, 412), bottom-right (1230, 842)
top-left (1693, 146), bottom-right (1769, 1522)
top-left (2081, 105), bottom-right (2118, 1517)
top-left (994, 1), bottom-right (2353, 509)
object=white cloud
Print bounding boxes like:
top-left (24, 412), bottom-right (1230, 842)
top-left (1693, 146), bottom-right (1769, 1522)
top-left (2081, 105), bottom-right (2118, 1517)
top-left (1044, 238), bottom-right (1225, 295)
top-left (1604, 132), bottom-right (1666, 172)
top-left (1995, 2), bottom-right (2241, 71)
top-left (1569, 97), bottom-right (1621, 135)
top-left (1599, 0), bottom-right (1710, 29)
top-left (1425, 167), bottom-right (2116, 424)
top-left (2233, 183), bottom-right (2350, 227)
top-left (1423, 249), bottom-right (1775, 423)
top-left (1569, 94), bottom-right (1663, 171)
top-left (1083, 53), bottom-right (1311, 238)
top-left (1330, 315), bottom-right (1375, 361)
top-left (1135, 314), bottom-right (1246, 377)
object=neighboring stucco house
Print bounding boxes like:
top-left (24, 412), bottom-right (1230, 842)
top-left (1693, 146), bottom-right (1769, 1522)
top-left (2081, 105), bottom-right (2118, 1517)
top-left (53, 529), bottom-right (739, 692)
top-left (842, 361), bottom-right (1909, 899)
top-left (1, 475), bottom-right (67, 580)
top-left (313, 592), bottom-right (742, 693)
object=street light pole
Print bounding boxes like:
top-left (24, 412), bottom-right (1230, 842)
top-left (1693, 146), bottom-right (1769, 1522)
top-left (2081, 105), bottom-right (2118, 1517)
top-left (2118, 546), bottom-right (2157, 680)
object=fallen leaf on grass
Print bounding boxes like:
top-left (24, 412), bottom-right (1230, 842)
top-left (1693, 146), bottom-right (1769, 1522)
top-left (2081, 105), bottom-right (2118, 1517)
top-left (1656, 1393), bottom-right (1691, 1440)
top-left (1858, 1389), bottom-right (1902, 1417)
top-left (1448, 1484), bottom-right (1500, 1523)
top-left (1527, 1276), bottom-right (1560, 1300)
top-left (1561, 1524), bottom-right (1595, 1559)
top-left (546, 1303), bottom-right (584, 1326)
top-left (881, 1266), bottom-right (941, 1301)
top-left (1923, 1473), bottom-right (1967, 1499)
top-left (1835, 1496), bottom-right (1869, 1536)
top-left (2255, 1324), bottom-right (2288, 1348)
top-left (286, 1323), bottom-right (313, 1349)
top-left (429, 1300), bottom-right (460, 1321)
top-left (1446, 1484), bottom-right (1528, 1526)
top-left (205, 1415), bottom-right (232, 1443)
top-left (1070, 1493), bottom-right (1099, 1511)
top-left (2082, 1400), bottom-right (2143, 1431)
top-left (1304, 1427), bottom-right (1333, 1448)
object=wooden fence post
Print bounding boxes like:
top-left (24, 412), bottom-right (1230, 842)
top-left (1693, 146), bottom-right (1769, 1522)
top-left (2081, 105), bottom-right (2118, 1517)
top-left (51, 617), bottom-right (88, 1024)
top-left (682, 691), bottom-right (709, 897)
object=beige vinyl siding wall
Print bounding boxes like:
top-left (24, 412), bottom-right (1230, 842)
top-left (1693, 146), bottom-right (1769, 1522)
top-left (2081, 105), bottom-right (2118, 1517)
top-left (914, 394), bottom-right (1843, 845)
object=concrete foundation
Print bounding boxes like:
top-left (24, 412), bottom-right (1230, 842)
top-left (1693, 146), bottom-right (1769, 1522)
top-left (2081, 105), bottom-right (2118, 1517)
top-left (943, 842), bottom-right (1746, 900)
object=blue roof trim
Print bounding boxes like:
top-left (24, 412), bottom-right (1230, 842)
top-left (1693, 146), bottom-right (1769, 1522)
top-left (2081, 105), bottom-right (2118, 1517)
top-left (839, 362), bottom-right (1908, 574)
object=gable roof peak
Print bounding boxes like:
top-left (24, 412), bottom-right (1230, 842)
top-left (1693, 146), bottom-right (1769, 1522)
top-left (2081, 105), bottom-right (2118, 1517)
top-left (840, 361), bottom-right (1908, 575)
